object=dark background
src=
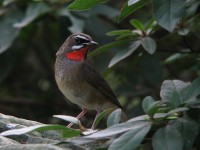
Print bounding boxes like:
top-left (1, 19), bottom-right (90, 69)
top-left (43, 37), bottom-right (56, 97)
top-left (0, 0), bottom-right (199, 127)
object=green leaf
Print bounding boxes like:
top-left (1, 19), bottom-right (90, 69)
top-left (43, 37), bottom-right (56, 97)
top-left (142, 96), bottom-right (160, 116)
top-left (109, 124), bottom-right (151, 150)
top-left (107, 109), bottom-right (122, 127)
top-left (152, 0), bottom-right (185, 32)
top-left (53, 115), bottom-right (79, 124)
top-left (85, 121), bottom-right (150, 138)
top-left (88, 40), bottom-right (130, 58)
top-left (174, 118), bottom-right (199, 150)
top-left (145, 18), bottom-right (156, 30)
top-left (68, 0), bottom-right (108, 10)
top-left (164, 53), bottom-right (187, 64)
top-left (108, 40), bottom-right (141, 68)
top-left (93, 109), bottom-right (113, 128)
top-left (116, 33), bottom-right (138, 40)
top-left (0, 11), bottom-right (22, 54)
top-left (14, 2), bottom-right (51, 28)
top-left (152, 125), bottom-right (183, 150)
top-left (183, 77), bottom-right (200, 102)
top-left (142, 96), bottom-right (155, 113)
top-left (141, 37), bottom-right (156, 54)
top-left (119, 0), bottom-right (149, 21)
top-left (160, 80), bottom-right (190, 108)
top-left (0, 124), bottom-right (81, 138)
top-left (130, 19), bottom-right (144, 31)
top-left (106, 30), bottom-right (132, 36)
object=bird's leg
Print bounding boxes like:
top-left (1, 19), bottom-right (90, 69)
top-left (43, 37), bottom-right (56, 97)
top-left (67, 108), bottom-right (88, 128)
top-left (91, 107), bottom-right (102, 130)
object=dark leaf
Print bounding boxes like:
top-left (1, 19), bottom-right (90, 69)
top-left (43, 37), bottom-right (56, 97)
top-left (14, 2), bottom-right (51, 28)
top-left (109, 40), bottom-right (141, 67)
top-left (152, 0), bottom-right (185, 32)
top-left (0, 11), bottom-right (22, 53)
top-left (152, 125), bottom-right (183, 150)
top-left (183, 77), bottom-right (200, 102)
top-left (68, 0), bottom-right (108, 10)
top-left (119, 0), bottom-right (149, 21)
top-left (173, 117), bottom-right (199, 150)
top-left (141, 37), bottom-right (156, 54)
top-left (160, 80), bottom-right (190, 108)
top-left (142, 96), bottom-right (155, 113)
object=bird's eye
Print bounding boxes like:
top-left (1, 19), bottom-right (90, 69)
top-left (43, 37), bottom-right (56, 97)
top-left (75, 38), bottom-right (81, 44)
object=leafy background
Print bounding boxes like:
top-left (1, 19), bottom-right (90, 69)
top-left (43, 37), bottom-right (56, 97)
top-left (0, 0), bottom-right (200, 149)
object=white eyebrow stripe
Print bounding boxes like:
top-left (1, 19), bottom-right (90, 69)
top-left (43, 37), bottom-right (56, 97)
top-left (72, 45), bottom-right (84, 50)
top-left (74, 35), bottom-right (88, 40)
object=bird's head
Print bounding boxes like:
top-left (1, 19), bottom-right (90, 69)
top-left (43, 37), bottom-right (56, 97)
top-left (56, 33), bottom-right (97, 61)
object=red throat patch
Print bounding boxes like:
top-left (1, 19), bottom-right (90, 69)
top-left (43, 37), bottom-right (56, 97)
top-left (65, 46), bottom-right (90, 61)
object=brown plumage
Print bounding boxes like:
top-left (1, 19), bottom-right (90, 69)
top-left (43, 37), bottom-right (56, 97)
top-left (55, 33), bottom-right (128, 128)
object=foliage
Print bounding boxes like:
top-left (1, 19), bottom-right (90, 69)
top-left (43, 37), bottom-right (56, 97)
top-left (1, 77), bottom-right (200, 149)
top-left (0, 0), bottom-right (200, 149)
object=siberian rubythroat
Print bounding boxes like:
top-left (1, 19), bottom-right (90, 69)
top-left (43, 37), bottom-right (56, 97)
top-left (55, 33), bottom-right (128, 128)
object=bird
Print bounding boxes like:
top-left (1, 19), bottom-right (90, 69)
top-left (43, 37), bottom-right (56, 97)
top-left (55, 33), bottom-right (128, 128)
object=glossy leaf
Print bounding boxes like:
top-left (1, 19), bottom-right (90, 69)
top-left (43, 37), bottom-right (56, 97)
top-left (109, 40), bottom-right (141, 68)
top-left (152, 0), bottom-right (185, 32)
top-left (145, 18), bottom-right (156, 30)
top-left (93, 109), bottom-right (113, 128)
top-left (106, 30), bottom-right (132, 36)
top-left (109, 123), bottom-right (151, 150)
top-left (152, 125), bottom-right (183, 150)
top-left (160, 80), bottom-right (190, 108)
top-left (107, 109), bottom-right (122, 127)
top-left (85, 121), bottom-right (150, 138)
top-left (119, 0), bottom-right (149, 21)
top-left (14, 2), bottom-right (51, 28)
top-left (0, 124), bottom-right (81, 138)
top-left (130, 19), bottom-right (144, 31)
top-left (68, 0), bottom-right (108, 10)
top-left (141, 37), bottom-right (156, 54)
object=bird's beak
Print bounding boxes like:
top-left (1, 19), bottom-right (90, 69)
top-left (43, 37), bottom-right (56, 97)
top-left (90, 40), bottom-right (98, 45)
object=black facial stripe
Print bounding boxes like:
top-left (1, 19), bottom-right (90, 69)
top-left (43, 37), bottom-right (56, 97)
top-left (74, 37), bottom-right (90, 45)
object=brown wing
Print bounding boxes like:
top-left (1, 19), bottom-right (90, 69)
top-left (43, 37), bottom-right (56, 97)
top-left (84, 61), bottom-right (122, 108)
